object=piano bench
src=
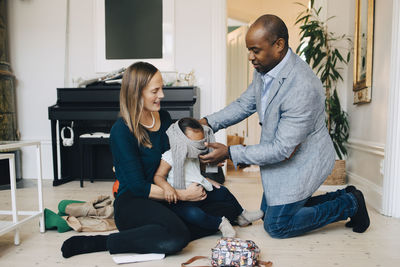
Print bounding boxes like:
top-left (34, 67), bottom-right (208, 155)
top-left (79, 133), bottom-right (110, 188)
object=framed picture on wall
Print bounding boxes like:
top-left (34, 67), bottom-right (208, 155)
top-left (94, 0), bottom-right (175, 73)
top-left (353, 0), bottom-right (375, 104)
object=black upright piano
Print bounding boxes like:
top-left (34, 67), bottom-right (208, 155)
top-left (48, 85), bottom-right (199, 186)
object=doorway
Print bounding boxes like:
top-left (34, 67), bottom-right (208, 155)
top-left (225, 0), bottom-right (309, 170)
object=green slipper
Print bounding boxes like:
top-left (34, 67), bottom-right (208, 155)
top-left (44, 208), bottom-right (72, 233)
top-left (58, 200), bottom-right (85, 216)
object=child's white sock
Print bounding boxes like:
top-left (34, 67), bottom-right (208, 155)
top-left (237, 209), bottom-right (264, 227)
top-left (218, 217), bottom-right (236, 237)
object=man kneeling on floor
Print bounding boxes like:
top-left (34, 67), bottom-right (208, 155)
top-left (198, 14), bottom-right (370, 238)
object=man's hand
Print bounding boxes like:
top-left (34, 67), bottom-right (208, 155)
top-left (199, 142), bottom-right (229, 165)
top-left (198, 118), bottom-right (210, 127)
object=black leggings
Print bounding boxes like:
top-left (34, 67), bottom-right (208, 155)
top-left (107, 190), bottom-right (241, 254)
top-left (107, 190), bottom-right (190, 255)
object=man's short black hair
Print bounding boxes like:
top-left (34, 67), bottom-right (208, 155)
top-left (254, 14), bottom-right (289, 48)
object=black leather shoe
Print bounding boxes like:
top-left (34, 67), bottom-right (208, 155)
top-left (350, 190), bottom-right (370, 233)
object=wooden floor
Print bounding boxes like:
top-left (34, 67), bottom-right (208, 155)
top-left (1, 170), bottom-right (400, 267)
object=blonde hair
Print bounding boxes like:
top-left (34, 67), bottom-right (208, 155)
top-left (120, 62), bottom-right (158, 148)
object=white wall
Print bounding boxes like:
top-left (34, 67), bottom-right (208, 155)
top-left (325, 0), bottom-right (393, 212)
top-left (8, 0), bottom-right (218, 180)
top-left (175, 0), bottom-right (214, 118)
top-left (8, 0), bottom-right (67, 180)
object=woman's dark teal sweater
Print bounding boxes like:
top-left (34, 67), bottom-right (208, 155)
top-left (110, 109), bottom-right (172, 198)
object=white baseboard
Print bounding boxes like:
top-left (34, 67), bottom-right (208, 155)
top-left (344, 139), bottom-right (384, 213)
top-left (347, 171), bottom-right (383, 213)
top-left (318, 172), bottom-right (383, 214)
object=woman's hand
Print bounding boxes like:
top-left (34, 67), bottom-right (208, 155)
top-left (206, 178), bottom-right (221, 189)
top-left (164, 186), bottom-right (178, 204)
top-left (177, 183), bottom-right (207, 202)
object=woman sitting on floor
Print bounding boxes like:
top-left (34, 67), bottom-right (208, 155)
top-left (61, 62), bottom-right (244, 258)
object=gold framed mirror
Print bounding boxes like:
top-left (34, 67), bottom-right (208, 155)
top-left (353, 0), bottom-right (375, 104)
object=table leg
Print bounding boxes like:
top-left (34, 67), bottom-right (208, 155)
top-left (8, 154), bottom-right (20, 245)
top-left (36, 144), bottom-right (45, 233)
top-left (89, 145), bottom-right (94, 183)
top-left (80, 142), bottom-right (84, 188)
top-left (50, 119), bottom-right (59, 185)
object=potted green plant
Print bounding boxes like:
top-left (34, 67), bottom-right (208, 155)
top-left (295, 0), bottom-right (350, 185)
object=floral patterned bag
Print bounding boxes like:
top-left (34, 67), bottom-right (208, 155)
top-left (181, 238), bottom-right (272, 267)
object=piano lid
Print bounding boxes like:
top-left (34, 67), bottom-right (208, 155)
top-left (55, 86), bottom-right (197, 104)
top-left (48, 86), bottom-right (199, 121)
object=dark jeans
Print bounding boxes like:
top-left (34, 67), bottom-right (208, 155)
top-left (260, 188), bottom-right (358, 238)
top-left (169, 186), bottom-right (243, 230)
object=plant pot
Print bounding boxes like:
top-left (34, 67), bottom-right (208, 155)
top-left (323, 160), bottom-right (346, 185)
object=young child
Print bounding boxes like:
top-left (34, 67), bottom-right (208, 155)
top-left (154, 117), bottom-right (264, 237)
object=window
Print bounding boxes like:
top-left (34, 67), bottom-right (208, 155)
top-left (105, 0), bottom-right (162, 59)
top-left (94, 0), bottom-right (174, 72)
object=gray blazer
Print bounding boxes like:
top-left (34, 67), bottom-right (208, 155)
top-left (206, 51), bottom-right (335, 206)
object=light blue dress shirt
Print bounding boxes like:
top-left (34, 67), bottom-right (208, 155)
top-left (260, 48), bottom-right (292, 122)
